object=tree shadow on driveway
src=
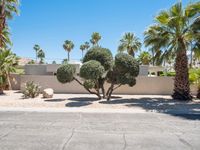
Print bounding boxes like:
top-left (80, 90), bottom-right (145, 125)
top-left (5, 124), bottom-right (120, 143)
top-left (100, 97), bottom-right (200, 120)
top-left (65, 97), bottom-right (98, 107)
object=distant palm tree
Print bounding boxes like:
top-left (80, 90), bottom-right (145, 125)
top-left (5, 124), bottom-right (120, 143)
top-left (118, 32), bottom-right (141, 57)
top-left (80, 44), bottom-right (85, 60)
top-left (33, 44), bottom-right (40, 63)
top-left (63, 40), bottom-right (74, 61)
top-left (138, 51), bottom-right (152, 65)
top-left (90, 32), bottom-right (101, 46)
top-left (37, 49), bottom-right (45, 64)
top-left (84, 41), bottom-right (90, 50)
top-left (0, 0), bottom-right (19, 48)
top-left (144, 2), bottom-right (200, 100)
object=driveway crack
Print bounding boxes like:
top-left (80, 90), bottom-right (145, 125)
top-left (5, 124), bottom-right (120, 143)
top-left (122, 133), bottom-right (127, 150)
top-left (61, 128), bottom-right (75, 150)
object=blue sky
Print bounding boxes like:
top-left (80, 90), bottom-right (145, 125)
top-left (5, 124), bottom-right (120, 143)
top-left (9, 0), bottom-right (197, 63)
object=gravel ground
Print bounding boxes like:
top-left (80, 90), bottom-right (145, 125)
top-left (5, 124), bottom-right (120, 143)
top-left (0, 91), bottom-right (199, 114)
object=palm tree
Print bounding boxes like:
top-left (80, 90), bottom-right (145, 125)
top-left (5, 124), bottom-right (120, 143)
top-left (144, 2), bottom-right (200, 100)
top-left (90, 32), bottom-right (101, 46)
top-left (84, 41), bottom-right (90, 50)
top-left (80, 44), bottom-right (85, 60)
top-left (0, 0), bottom-right (19, 48)
top-left (63, 40), bottom-right (74, 61)
top-left (0, 49), bottom-right (18, 93)
top-left (33, 44), bottom-right (40, 63)
top-left (37, 49), bottom-right (45, 64)
top-left (138, 51), bottom-right (152, 65)
top-left (118, 32), bottom-right (141, 57)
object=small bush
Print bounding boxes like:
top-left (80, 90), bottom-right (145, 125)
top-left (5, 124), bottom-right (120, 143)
top-left (57, 64), bottom-right (76, 83)
top-left (23, 81), bottom-right (40, 98)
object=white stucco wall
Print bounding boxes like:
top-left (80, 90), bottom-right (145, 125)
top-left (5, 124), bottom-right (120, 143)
top-left (20, 75), bottom-right (197, 95)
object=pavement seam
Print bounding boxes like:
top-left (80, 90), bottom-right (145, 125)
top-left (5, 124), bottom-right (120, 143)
top-left (61, 128), bottom-right (75, 150)
top-left (122, 133), bottom-right (127, 150)
top-left (175, 134), bottom-right (193, 150)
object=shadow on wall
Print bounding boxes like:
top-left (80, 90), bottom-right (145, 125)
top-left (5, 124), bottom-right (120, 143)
top-left (99, 97), bottom-right (200, 120)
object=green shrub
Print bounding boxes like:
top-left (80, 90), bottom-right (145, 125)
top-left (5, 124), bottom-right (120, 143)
top-left (22, 81), bottom-right (40, 98)
top-left (80, 60), bottom-right (105, 80)
top-left (56, 64), bottom-right (76, 83)
top-left (83, 80), bottom-right (96, 89)
top-left (56, 46), bottom-right (139, 100)
top-left (83, 46), bottom-right (113, 70)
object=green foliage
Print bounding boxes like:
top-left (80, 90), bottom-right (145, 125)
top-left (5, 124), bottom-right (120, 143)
top-left (118, 32), bottom-right (141, 56)
top-left (189, 69), bottom-right (200, 87)
top-left (80, 60), bottom-right (105, 80)
top-left (138, 51), bottom-right (152, 65)
top-left (22, 81), bottom-right (40, 98)
top-left (83, 80), bottom-right (95, 89)
top-left (56, 64), bottom-right (76, 83)
top-left (160, 72), bottom-right (176, 77)
top-left (115, 53), bottom-right (139, 77)
top-left (90, 32), bottom-right (101, 46)
top-left (107, 53), bottom-right (139, 87)
top-left (28, 60), bottom-right (35, 64)
top-left (83, 46), bottom-right (113, 70)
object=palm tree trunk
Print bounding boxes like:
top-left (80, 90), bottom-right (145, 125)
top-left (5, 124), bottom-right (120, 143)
top-left (68, 52), bottom-right (70, 61)
top-left (6, 73), bottom-right (12, 90)
top-left (189, 43), bottom-right (193, 68)
top-left (172, 39), bottom-right (192, 100)
top-left (0, 0), bottom-right (6, 48)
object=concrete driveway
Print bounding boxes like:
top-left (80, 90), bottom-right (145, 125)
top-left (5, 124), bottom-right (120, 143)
top-left (0, 111), bottom-right (199, 150)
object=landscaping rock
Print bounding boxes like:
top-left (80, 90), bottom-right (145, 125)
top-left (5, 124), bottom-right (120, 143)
top-left (43, 88), bottom-right (54, 98)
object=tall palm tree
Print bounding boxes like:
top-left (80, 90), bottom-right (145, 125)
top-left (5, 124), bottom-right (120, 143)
top-left (0, 0), bottom-right (19, 48)
top-left (63, 40), bottom-right (74, 61)
top-left (0, 49), bottom-right (18, 93)
top-left (80, 44), bottom-right (85, 60)
top-left (118, 32), bottom-right (141, 57)
top-left (90, 32), bottom-right (101, 46)
top-left (144, 2), bottom-right (200, 100)
top-left (37, 49), bottom-right (45, 64)
top-left (33, 44), bottom-right (40, 63)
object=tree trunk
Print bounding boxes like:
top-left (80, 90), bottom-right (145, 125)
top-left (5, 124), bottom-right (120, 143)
top-left (172, 39), bottom-right (192, 101)
top-left (0, 88), bottom-right (3, 95)
top-left (6, 73), bottom-right (12, 90)
top-left (68, 52), bottom-right (70, 61)
top-left (196, 87), bottom-right (200, 99)
top-left (0, 0), bottom-right (6, 48)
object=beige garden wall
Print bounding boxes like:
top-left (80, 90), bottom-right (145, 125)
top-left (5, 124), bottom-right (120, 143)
top-left (20, 75), bottom-right (197, 95)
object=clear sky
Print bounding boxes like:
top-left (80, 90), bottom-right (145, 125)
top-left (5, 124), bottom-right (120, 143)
top-left (9, 0), bottom-right (197, 63)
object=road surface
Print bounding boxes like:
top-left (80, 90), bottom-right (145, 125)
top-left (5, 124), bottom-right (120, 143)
top-left (0, 111), bottom-right (199, 150)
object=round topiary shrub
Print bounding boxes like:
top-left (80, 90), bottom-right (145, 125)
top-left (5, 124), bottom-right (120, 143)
top-left (56, 64), bottom-right (76, 83)
top-left (83, 46), bottom-right (113, 70)
top-left (80, 60), bottom-right (105, 80)
top-left (115, 53), bottom-right (139, 76)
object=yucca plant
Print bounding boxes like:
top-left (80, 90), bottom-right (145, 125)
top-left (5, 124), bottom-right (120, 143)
top-left (189, 69), bottom-right (200, 99)
top-left (22, 81), bottom-right (40, 98)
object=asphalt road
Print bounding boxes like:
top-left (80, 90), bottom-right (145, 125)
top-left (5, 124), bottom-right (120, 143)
top-left (0, 111), bottom-right (199, 150)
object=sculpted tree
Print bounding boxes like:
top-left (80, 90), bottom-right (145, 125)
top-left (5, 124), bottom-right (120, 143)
top-left (57, 46), bottom-right (139, 100)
